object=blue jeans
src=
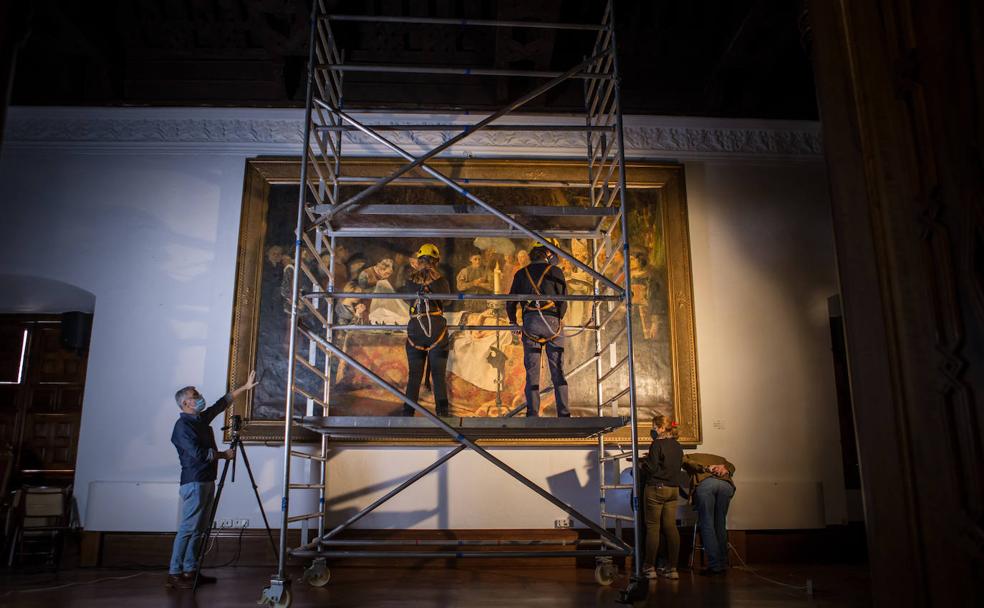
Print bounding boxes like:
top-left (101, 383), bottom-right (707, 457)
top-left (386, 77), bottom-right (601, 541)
top-left (169, 481), bottom-right (215, 574)
top-left (694, 478), bottom-right (735, 571)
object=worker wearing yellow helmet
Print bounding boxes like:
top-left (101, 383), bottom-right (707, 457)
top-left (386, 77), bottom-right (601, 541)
top-left (506, 238), bottom-right (571, 417)
top-left (399, 243), bottom-right (452, 417)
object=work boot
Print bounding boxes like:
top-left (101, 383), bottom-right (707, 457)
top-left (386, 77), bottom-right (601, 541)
top-left (165, 573), bottom-right (193, 589)
top-left (182, 571), bottom-right (217, 585)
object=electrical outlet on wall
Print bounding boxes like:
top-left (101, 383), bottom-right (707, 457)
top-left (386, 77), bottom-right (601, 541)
top-left (216, 518), bottom-right (250, 529)
top-left (554, 518), bottom-right (571, 529)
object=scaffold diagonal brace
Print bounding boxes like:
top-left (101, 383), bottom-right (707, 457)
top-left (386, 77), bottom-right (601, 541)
top-left (292, 444), bottom-right (468, 553)
top-left (316, 49), bottom-right (611, 221)
top-left (298, 325), bottom-right (632, 553)
top-left (315, 106), bottom-right (624, 295)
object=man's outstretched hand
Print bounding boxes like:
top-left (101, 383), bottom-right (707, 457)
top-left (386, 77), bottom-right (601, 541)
top-left (231, 370), bottom-right (259, 398)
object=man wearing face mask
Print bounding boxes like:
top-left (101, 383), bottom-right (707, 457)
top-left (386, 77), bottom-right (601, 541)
top-left (167, 370), bottom-right (258, 589)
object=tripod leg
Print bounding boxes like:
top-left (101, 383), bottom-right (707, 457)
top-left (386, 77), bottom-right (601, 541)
top-left (193, 457), bottom-right (231, 592)
top-left (237, 441), bottom-right (279, 561)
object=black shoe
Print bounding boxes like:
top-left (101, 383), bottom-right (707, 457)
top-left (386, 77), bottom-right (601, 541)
top-left (183, 571), bottom-right (217, 585)
top-left (698, 568), bottom-right (726, 577)
top-left (165, 574), bottom-right (192, 589)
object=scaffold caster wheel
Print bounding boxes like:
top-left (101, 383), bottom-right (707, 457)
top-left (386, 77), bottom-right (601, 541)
top-left (594, 562), bottom-right (618, 586)
top-left (616, 575), bottom-right (649, 604)
top-left (258, 579), bottom-right (292, 608)
top-left (303, 558), bottom-right (331, 587)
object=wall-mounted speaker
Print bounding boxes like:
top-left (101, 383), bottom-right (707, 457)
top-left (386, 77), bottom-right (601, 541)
top-left (60, 311), bottom-right (93, 353)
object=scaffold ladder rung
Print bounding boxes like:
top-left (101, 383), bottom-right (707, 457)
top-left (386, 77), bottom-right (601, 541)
top-left (288, 483), bottom-right (324, 490)
top-left (290, 450), bottom-right (327, 462)
top-left (318, 63), bottom-right (613, 80)
top-left (324, 14), bottom-right (606, 32)
top-left (315, 124), bottom-right (615, 133)
top-left (602, 512), bottom-right (634, 522)
top-left (599, 451), bottom-right (634, 462)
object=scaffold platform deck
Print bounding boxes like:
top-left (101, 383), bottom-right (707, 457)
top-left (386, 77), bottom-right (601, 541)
top-left (298, 415), bottom-right (629, 441)
top-left (322, 203), bottom-right (618, 239)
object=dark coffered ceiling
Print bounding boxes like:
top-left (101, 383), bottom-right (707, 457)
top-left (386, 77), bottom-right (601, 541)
top-left (10, 0), bottom-right (817, 120)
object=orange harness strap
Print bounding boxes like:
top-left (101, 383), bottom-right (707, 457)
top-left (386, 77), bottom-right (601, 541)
top-left (521, 265), bottom-right (556, 313)
top-left (407, 323), bottom-right (448, 352)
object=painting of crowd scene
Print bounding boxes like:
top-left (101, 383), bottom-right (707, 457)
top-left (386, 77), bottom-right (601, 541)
top-left (250, 184), bottom-right (674, 423)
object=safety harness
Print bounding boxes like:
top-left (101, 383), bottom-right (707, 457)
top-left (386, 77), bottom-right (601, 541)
top-left (521, 264), bottom-right (564, 346)
top-left (407, 279), bottom-right (447, 352)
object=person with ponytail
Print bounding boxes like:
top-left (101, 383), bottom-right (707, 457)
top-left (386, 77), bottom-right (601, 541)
top-left (400, 244), bottom-right (452, 417)
top-left (641, 413), bottom-right (684, 580)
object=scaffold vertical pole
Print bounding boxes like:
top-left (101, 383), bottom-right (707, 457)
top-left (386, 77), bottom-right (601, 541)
top-left (264, 1), bottom-right (318, 604)
top-left (607, 0), bottom-right (646, 600)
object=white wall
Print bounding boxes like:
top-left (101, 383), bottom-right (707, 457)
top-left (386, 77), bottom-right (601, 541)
top-left (0, 108), bottom-right (844, 531)
top-left (685, 161), bottom-right (846, 527)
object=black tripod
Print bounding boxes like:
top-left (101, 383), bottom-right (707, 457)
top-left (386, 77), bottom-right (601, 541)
top-left (192, 415), bottom-right (276, 591)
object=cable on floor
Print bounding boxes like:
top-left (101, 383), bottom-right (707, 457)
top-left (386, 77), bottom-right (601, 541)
top-left (0, 571), bottom-right (149, 597)
top-left (5, 523), bottom-right (261, 593)
top-left (728, 542), bottom-right (813, 595)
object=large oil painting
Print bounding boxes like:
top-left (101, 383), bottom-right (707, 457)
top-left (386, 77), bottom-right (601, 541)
top-left (228, 159), bottom-right (699, 445)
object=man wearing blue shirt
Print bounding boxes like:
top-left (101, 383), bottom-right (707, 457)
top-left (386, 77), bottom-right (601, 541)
top-left (166, 370), bottom-right (257, 589)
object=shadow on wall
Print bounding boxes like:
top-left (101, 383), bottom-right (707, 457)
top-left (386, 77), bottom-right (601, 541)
top-left (0, 274), bottom-right (95, 313)
top-left (322, 448), bottom-right (453, 530)
top-left (545, 452), bottom-right (602, 525)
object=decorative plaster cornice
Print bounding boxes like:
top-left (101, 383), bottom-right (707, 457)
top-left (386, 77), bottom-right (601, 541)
top-left (3, 107), bottom-right (823, 160)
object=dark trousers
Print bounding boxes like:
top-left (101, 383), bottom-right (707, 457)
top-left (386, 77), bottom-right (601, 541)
top-left (403, 316), bottom-right (450, 416)
top-left (644, 485), bottom-right (680, 569)
top-left (521, 313), bottom-right (569, 417)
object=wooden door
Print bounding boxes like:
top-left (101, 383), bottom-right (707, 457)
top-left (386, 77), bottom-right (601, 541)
top-left (0, 316), bottom-right (88, 491)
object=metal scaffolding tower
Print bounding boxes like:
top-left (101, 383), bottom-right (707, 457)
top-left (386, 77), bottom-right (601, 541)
top-left (259, 1), bottom-right (648, 605)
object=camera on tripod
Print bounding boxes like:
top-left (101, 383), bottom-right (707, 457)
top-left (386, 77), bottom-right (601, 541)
top-left (192, 411), bottom-right (276, 590)
top-left (222, 414), bottom-right (243, 435)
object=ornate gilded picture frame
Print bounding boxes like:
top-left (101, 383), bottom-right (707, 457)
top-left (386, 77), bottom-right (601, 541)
top-left (227, 158), bottom-right (700, 445)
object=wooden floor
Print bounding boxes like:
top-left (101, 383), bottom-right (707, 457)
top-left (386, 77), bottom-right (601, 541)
top-left (0, 563), bottom-right (870, 607)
